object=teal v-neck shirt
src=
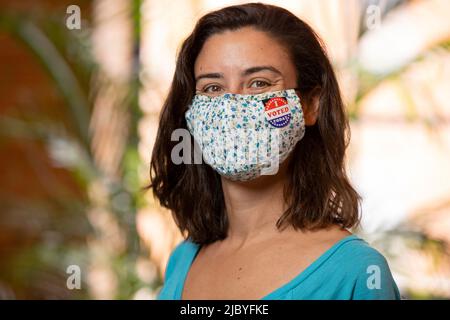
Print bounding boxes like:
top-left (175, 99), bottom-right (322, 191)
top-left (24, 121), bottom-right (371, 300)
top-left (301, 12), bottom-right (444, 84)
top-left (157, 234), bottom-right (401, 300)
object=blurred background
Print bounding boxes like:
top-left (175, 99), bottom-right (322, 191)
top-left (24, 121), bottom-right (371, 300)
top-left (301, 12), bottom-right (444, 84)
top-left (0, 0), bottom-right (449, 299)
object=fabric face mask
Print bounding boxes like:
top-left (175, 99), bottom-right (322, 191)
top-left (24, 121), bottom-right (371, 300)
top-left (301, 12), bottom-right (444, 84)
top-left (185, 88), bottom-right (306, 181)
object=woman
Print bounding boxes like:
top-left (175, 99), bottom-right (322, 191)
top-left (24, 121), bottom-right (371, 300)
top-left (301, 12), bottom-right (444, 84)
top-left (151, 3), bottom-right (400, 300)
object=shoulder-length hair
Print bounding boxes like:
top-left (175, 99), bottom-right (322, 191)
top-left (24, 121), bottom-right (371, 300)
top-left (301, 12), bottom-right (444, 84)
top-left (150, 2), bottom-right (361, 245)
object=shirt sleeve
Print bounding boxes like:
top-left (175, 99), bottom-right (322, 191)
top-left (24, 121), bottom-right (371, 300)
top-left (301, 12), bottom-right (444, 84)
top-left (351, 246), bottom-right (401, 300)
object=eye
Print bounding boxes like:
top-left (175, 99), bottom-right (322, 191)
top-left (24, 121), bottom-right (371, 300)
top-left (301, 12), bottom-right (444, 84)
top-left (203, 84), bottom-right (223, 93)
top-left (250, 80), bottom-right (271, 88)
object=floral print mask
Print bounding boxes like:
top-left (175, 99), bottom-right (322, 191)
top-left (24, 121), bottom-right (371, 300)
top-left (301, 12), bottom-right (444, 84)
top-left (185, 88), bottom-right (306, 181)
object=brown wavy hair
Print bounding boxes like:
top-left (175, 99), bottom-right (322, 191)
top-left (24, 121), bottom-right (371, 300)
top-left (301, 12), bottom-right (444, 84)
top-left (149, 2), bottom-right (361, 245)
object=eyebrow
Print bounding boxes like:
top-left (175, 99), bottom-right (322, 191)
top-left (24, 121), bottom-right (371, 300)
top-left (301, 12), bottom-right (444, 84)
top-left (195, 65), bottom-right (283, 82)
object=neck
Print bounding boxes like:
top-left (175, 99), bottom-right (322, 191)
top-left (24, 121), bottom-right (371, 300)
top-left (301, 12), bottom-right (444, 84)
top-left (221, 161), bottom-right (291, 248)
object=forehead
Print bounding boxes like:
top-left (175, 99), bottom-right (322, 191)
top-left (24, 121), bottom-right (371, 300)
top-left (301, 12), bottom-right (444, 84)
top-left (194, 27), bottom-right (293, 75)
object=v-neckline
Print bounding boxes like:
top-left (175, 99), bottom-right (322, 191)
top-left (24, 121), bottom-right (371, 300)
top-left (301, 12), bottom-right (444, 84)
top-left (177, 234), bottom-right (359, 300)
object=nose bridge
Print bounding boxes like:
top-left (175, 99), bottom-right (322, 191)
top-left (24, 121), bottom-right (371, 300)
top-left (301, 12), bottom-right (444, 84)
top-left (220, 67), bottom-right (243, 94)
top-left (226, 78), bottom-right (243, 95)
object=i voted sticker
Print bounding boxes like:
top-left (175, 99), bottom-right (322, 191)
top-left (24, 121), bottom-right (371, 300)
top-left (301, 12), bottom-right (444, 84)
top-left (262, 96), bottom-right (292, 128)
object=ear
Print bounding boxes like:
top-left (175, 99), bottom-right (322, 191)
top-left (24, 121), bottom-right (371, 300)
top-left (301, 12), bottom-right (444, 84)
top-left (297, 88), bottom-right (320, 126)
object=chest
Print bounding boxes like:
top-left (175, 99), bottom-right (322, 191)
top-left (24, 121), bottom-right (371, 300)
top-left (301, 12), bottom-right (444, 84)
top-left (181, 242), bottom-right (323, 300)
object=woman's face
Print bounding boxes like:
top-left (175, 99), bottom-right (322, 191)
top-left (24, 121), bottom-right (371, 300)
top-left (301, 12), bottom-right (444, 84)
top-left (194, 26), bottom-right (317, 125)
